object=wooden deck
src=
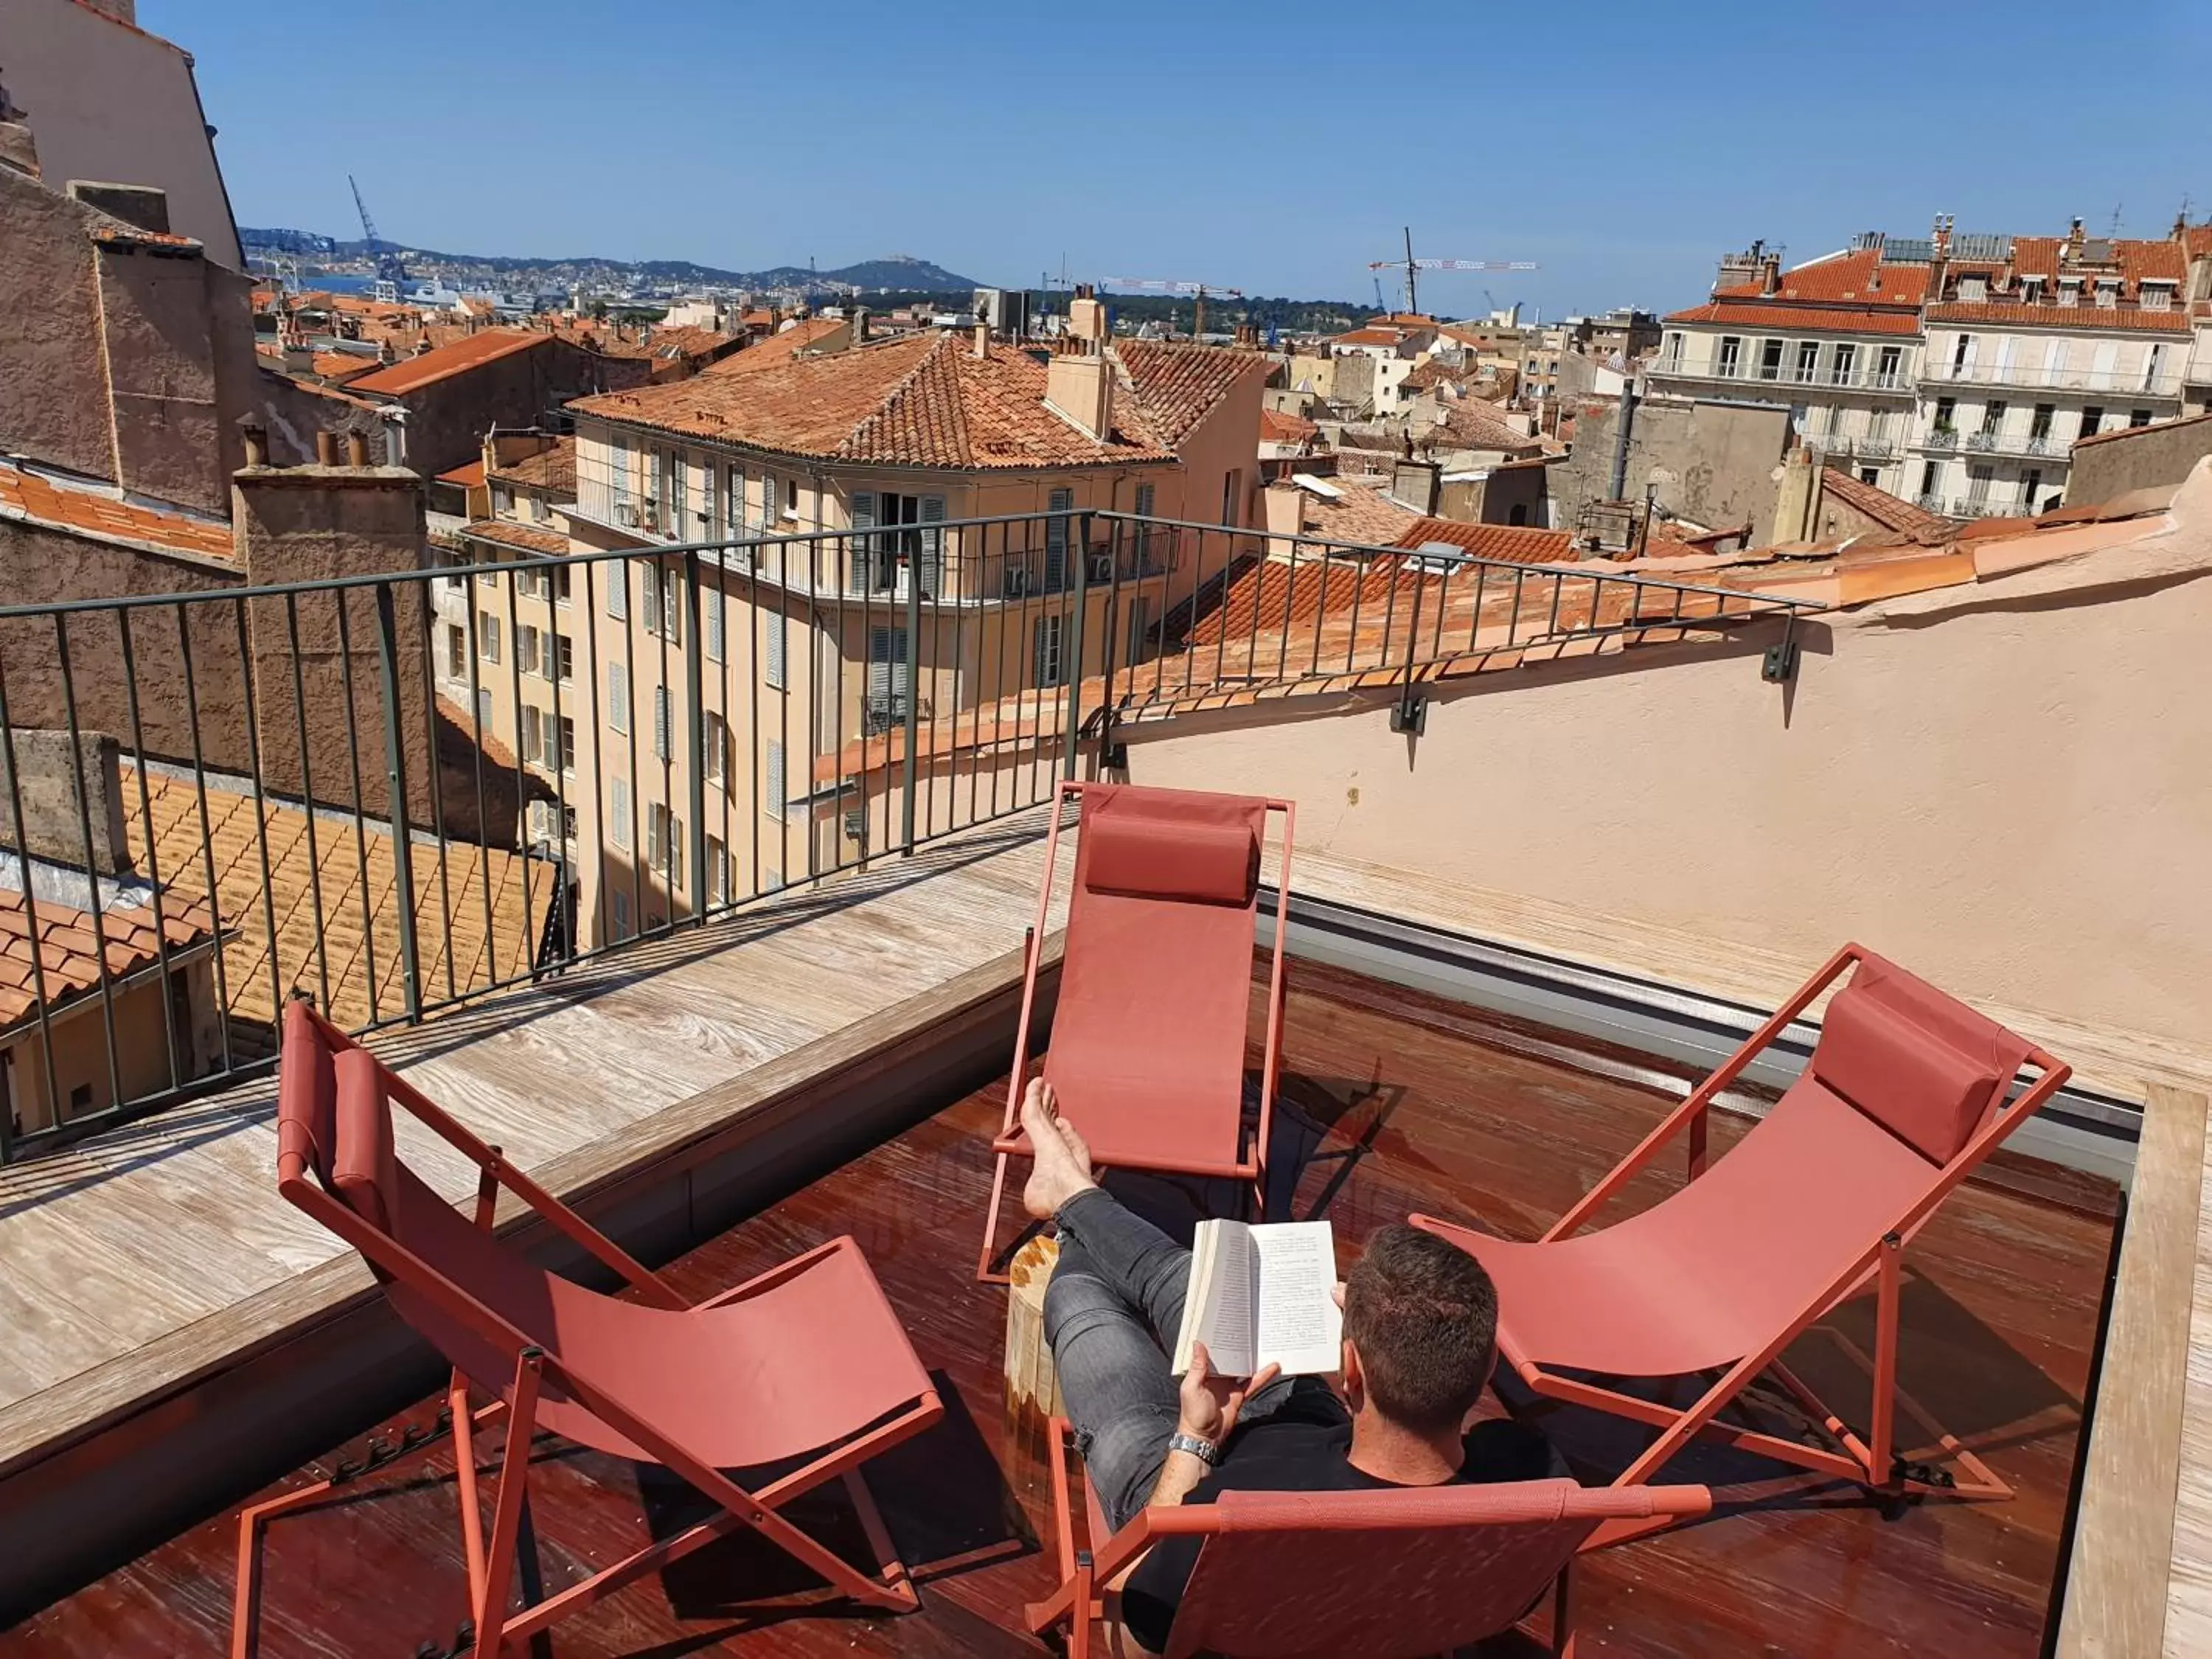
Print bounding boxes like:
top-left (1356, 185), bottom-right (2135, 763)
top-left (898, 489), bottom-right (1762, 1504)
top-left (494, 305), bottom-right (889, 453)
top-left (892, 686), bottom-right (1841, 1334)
top-left (0, 814), bottom-right (1072, 1470)
top-left (1, 956), bottom-right (2118, 1657)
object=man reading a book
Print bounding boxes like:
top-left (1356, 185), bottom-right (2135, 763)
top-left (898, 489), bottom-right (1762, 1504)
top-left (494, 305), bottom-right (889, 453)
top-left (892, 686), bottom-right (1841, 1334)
top-left (1022, 1079), bottom-right (1557, 1656)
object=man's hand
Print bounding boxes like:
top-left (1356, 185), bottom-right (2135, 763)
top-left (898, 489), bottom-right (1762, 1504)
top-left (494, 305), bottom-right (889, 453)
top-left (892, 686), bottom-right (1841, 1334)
top-left (1177, 1343), bottom-right (1281, 1453)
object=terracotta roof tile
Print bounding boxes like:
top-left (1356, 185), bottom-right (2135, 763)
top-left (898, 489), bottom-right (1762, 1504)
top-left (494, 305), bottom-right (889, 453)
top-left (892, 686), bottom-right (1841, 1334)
top-left (574, 333), bottom-right (1180, 469)
top-left (702, 317), bottom-right (850, 379)
top-left (1815, 467), bottom-right (1956, 540)
top-left (0, 464), bottom-right (233, 562)
top-left (486, 437), bottom-right (576, 494)
top-left (461, 518), bottom-right (569, 557)
top-left (1115, 340), bottom-right (1267, 448)
top-left (347, 330), bottom-right (547, 397)
top-left (437, 459), bottom-right (487, 488)
top-left (1922, 300), bottom-right (2189, 333)
top-left (0, 885), bottom-right (215, 1029)
top-left (1662, 299), bottom-right (1922, 335)
top-left (1259, 408), bottom-right (1318, 444)
top-left (1712, 248), bottom-right (1930, 307)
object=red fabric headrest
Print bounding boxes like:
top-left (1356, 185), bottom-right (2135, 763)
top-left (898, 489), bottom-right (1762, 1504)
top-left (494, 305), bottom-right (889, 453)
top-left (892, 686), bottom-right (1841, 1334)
top-left (1083, 808), bottom-right (1258, 906)
top-left (1810, 976), bottom-right (2007, 1164)
top-left (332, 1048), bottom-right (400, 1232)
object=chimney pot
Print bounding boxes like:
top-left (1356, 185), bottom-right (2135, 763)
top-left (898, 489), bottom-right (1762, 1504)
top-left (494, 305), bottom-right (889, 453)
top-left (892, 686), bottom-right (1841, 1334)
top-left (315, 430), bottom-right (338, 466)
top-left (240, 419), bottom-right (268, 468)
top-left (345, 431), bottom-right (369, 467)
top-left (972, 321), bottom-right (990, 358)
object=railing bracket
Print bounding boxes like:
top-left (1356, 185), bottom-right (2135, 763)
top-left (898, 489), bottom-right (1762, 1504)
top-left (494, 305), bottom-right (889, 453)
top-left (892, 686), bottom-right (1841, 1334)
top-left (1762, 613), bottom-right (1801, 684)
top-left (1390, 688), bottom-right (1427, 737)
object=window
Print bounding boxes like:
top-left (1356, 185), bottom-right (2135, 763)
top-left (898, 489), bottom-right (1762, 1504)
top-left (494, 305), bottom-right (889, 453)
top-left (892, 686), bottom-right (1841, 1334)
top-left (517, 624), bottom-right (541, 677)
top-left (2080, 406), bottom-right (2104, 439)
top-left (1757, 338), bottom-right (1784, 380)
top-left (1663, 331), bottom-right (1683, 366)
top-left (1950, 333), bottom-right (1975, 376)
top-left (2143, 281), bottom-right (2176, 313)
top-left (611, 777), bottom-right (632, 849)
top-left (851, 493), bottom-right (946, 594)
top-left (1919, 460), bottom-right (1938, 495)
top-left (1858, 467), bottom-right (1879, 486)
top-left (608, 562), bottom-right (628, 620)
top-left (475, 688), bottom-right (493, 733)
top-left (1831, 343), bottom-right (1857, 386)
top-left (701, 711), bottom-right (727, 785)
top-left (552, 564), bottom-right (571, 607)
top-left (1794, 341), bottom-right (1819, 383)
top-left (705, 586), bottom-right (724, 663)
top-left (2023, 468), bottom-right (2044, 511)
top-left (1877, 346), bottom-right (1902, 386)
top-left (562, 804), bottom-right (577, 844)
top-left (608, 661), bottom-right (630, 733)
top-left (783, 477), bottom-right (799, 521)
top-left (554, 633), bottom-right (574, 682)
top-left (1124, 594), bottom-right (1151, 664)
top-left (611, 888), bottom-right (632, 942)
top-left (611, 439), bottom-right (631, 508)
top-left (1508, 503), bottom-right (1528, 526)
top-left (445, 625), bottom-right (466, 679)
top-left (707, 834), bottom-right (729, 905)
top-left (1979, 400), bottom-right (2006, 437)
top-left (1220, 469), bottom-right (1242, 526)
top-left (493, 484), bottom-right (513, 518)
top-left (2143, 344), bottom-right (2167, 392)
top-left (765, 740), bottom-right (785, 821)
top-left (521, 705), bottom-right (543, 764)
top-left (757, 473), bottom-right (778, 531)
top-left (1933, 396), bottom-right (1955, 432)
top-left (641, 563), bottom-right (682, 641)
top-left (1965, 464), bottom-right (1994, 507)
top-left (653, 686), bottom-right (671, 759)
top-left (1717, 336), bottom-right (1742, 377)
top-left (646, 804), bottom-right (683, 887)
top-left (1033, 613), bottom-right (1065, 687)
top-left (479, 613), bottom-right (501, 664)
top-left (2130, 408), bottom-right (2153, 428)
top-left (556, 715), bottom-right (576, 773)
top-left (2030, 403), bottom-right (2055, 439)
top-left (765, 607), bottom-right (786, 689)
top-left (723, 465), bottom-right (745, 539)
top-left (1133, 481), bottom-right (1156, 565)
top-left (866, 626), bottom-right (908, 726)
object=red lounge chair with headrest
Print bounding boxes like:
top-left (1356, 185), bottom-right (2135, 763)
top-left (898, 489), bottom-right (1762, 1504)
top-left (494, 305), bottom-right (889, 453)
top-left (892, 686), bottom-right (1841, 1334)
top-left (978, 779), bottom-right (1294, 1281)
top-left (1413, 944), bottom-right (2071, 1539)
top-left (232, 998), bottom-right (943, 1659)
top-left (1025, 1416), bottom-right (1710, 1658)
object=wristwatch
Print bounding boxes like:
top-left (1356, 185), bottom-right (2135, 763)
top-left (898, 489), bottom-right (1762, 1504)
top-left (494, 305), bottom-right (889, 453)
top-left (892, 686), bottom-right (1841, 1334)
top-left (1167, 1431), bottom-right (1220, 1467)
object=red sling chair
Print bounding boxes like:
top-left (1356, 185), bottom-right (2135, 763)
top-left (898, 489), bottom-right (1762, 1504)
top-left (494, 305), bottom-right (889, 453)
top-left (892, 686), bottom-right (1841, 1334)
top-left (232, 998), bottom-right (943, 1659)
top-left (977, 779), bottom-right (1294, 1282)
top-left (1026, 1416), bottom-right (1710, 1658)
top-left (1414, 944), bottom-right (2072, 1541)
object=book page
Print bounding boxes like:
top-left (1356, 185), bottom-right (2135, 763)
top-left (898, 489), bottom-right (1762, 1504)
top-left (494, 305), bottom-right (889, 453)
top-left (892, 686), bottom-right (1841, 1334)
top-left (1251, 1220), bottom-right (1343, 1377)
top-left (1172, 1220), bottom-right (1256, 1377)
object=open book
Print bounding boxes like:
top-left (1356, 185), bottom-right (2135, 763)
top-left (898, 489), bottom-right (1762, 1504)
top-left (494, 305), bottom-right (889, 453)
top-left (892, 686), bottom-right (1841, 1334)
top-left (1170, 1219), bottom-right (1343, 1380)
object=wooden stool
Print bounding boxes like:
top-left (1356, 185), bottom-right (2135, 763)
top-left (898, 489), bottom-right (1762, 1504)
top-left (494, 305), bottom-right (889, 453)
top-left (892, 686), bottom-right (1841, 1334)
top-left (1003, 1231), bottom-right (1065, 1427)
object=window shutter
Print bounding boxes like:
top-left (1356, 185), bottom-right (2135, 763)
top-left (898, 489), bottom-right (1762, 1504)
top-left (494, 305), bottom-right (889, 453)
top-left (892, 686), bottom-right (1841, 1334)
top-left (611, 778), bottom-right (630, 849)
top-left (849, 492), bottom-right (878, 592)
top-left (765, 607), bottom-right (786, 689)
top-left (705, 586), bottom-right (724, 662)
top-left (608, 562), bottom-right (628, 619)
top-left (1046, 487), bottom-right (1072, 587)
top-left (1134, 483), bottom-right (1155, 562)
top-left (654, 686), bottom-right (669, 759)
top-left (765, 740), bottom-right (785, 820)
top-left (919, 495), bottom-right (945, 595)
top-left (725, 466), bottom-right (744, 539)
top-left (608, 661), bottom-right (629, 733)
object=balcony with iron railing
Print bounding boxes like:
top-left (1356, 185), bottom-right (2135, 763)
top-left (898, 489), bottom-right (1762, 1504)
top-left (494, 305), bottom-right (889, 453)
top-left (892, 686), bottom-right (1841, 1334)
top-left (1650, 358), bottom-right (1914, 394)
top-left (1921, 359), bottom-right (2185, 397)
top-left (1916, 428), bottom-right (2072, 459)
top-left (0, 499), bottom-right (2201, 1659)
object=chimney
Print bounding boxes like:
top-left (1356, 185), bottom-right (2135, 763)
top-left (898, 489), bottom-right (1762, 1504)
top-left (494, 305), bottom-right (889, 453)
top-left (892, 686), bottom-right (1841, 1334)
top-left (972, 321), bottom-right (990, 358)
top-left (240, 417), bottom-right (268, 469)
top-left (315, 430), bottom-right (338, 466)
top-left (345, 431), bottom-right (369, 467)
top-left (412, 335), bottom-right (432, 355)
top-left (850, 305), bottom-right (868, 344)
top-left (1759, 253), bottom-right (1781, 296)
top-left (0, 731), bottom-right (132, 876)
top-left (1046, 285), bottom-right (1116, 440)
top-left (377, 335), bottom-right (397, 365)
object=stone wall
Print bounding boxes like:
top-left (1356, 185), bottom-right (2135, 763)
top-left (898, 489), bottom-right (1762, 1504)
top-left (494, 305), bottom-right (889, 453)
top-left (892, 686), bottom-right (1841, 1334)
top-left (1555, 396), bottom-right (1790, 536)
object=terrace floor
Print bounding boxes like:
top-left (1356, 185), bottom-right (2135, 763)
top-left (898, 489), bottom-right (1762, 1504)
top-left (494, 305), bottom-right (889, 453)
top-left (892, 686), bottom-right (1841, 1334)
top-left (1, 956), bottom-right (2117, 1657)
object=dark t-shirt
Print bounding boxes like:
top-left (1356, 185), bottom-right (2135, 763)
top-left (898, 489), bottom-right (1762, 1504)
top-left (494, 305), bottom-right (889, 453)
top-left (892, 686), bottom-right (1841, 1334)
top-left (1119, 1381), bottom-right (1563, 1655)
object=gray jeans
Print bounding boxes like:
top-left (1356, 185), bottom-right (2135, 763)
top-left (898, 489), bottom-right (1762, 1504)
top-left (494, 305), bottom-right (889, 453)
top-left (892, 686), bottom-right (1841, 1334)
top-left (1043, 1187), bottom-right (1300, 1531)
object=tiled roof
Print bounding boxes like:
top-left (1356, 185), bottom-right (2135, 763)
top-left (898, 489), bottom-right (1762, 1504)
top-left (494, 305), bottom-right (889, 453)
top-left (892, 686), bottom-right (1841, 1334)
top-left (1394, 518), bottom-right (1579, 563)
top-left (1115, 340), bottom-right (1265, 448)
top-left (701, 316), bottom-right (850, 379)
top-left (1423, 400), bottom-right (1544, 453)
top-left (2007, 234), bottom-right (2185, 286)
top-left (1334, 327), bottom-right (1414, 348)
top-left (437, 459), bottom-right (487, 488)
top-left (312, 351), bottom-right (374, 380)
top-left (1276, 477), bottom-right (1424, 545)
top-left (346, 330), bottom-right (546, 397)
top-left (461, 518), bottom-right (569, 557)
top-left (574, 333), bottom-right (1178, 469)
top-left (1816, 467), bottom-right (1955, 540)
top-left (0, 463), bottom-right (234, 562)
top-left (561, 323), bottom-right (737, 362)
top-left (0, 885), bottom-right (214, 1029)
top-left (1662, 300), bottom-right (1923, 335)
top-left (1260, 408), bottom-right (1318, 444)
top-left (88, 223), bottom-right (201, 253)
top-left (1922, 301), bottom-right (2190, 333)
top-left (487, 437), bottom-right (576, 494)
top-left (122, 762), bottom-right (552, 1034)
top-left (1712, 248), bottom-right (1930, 307)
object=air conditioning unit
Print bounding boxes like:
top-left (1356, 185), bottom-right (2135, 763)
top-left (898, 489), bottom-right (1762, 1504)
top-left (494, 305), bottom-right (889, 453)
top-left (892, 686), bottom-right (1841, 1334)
top-left (615, 501), bottom-right (639, 527)
top-left (1089, 554), bottom-right (1114, 583)
top-left (842, 809), bottom-right (866, 841)
top-left (1003, 566), bottom-right (1032, 599)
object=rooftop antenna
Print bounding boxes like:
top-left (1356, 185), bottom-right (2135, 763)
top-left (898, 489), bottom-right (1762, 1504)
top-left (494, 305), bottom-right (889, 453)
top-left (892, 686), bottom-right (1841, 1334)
top-left (2109, 203), bottom-right (2125, 237)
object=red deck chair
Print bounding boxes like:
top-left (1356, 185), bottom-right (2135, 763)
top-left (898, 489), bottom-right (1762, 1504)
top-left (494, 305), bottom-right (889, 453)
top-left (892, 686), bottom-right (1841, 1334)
top-left (232, 998), bottom-right (943, 1659)
top-left (1413, 944), bottom-right (2072, 1537)
top-left (1026, 1416), bottom-right (1710, 1658)
top-left (978, 779), bottom-right (1295, 1281)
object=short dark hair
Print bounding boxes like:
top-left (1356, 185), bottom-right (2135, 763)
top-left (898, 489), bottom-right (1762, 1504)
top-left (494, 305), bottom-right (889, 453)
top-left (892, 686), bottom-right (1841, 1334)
top-left (1342, 1224), bottom-right (1499, 1435)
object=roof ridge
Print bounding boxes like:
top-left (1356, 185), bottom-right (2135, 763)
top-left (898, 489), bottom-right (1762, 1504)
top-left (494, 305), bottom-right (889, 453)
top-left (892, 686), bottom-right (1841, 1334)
top-left (840, 330), bottom-right (967, 464)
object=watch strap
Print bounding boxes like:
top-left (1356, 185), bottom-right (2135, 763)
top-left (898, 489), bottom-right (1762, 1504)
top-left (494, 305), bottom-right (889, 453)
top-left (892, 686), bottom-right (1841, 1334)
top-left (1167, 1431), bottom-right (1220, 1467)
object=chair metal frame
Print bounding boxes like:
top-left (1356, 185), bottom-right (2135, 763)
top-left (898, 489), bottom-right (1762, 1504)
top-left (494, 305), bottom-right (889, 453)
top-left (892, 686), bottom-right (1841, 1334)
top-left (232, 1000), bottom-right (942, 1659)
top-left (976, 779), bottom-right (1295, 1283)
top-left (1023, 1416), bottom-right (1711, 1658)
top-left (1417, 942), bottom-right (2072, 1545)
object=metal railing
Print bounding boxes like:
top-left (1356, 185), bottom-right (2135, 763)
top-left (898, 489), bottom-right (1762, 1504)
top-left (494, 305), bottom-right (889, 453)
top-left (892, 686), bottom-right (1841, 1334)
top-left (0, 509), bottom-right (1820, 1163)
top-left (1651, 359), bottom-right (1913, 393)
top-left (1923, 361), bottom-right (2184, 397)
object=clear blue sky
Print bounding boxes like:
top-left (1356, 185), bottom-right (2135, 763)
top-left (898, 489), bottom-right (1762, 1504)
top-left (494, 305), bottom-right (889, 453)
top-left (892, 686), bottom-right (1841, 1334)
top-left (148, 0), bottom-right (2212, 318)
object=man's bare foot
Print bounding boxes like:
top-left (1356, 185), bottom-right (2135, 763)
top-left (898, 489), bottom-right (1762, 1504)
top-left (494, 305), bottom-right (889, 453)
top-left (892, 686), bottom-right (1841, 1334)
top-left (1019, 1077), bottom-right (1099, 1220)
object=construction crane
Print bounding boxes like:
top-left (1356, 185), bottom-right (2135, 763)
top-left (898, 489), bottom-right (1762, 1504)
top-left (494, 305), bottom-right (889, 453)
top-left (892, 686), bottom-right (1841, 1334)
top-left (347, 173), bottom-right (408, 288)
top-left (1103, 277), bottom-right (1245, 341)
top-left (1368, 227), bottom-right (1536, 316)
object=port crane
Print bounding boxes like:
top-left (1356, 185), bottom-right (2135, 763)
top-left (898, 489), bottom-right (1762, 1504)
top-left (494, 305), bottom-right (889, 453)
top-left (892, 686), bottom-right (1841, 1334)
top-left (347, 173), bottom-right (408, 288)
top-left (1367, 227), bottom-right (1536, 316)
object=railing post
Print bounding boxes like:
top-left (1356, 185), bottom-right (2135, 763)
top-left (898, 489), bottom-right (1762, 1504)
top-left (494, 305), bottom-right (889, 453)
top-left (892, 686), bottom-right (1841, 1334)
top-left (1061, 510), bottom-right (1091, 782)
top-left (899, 535), bottom-right (922, 857)
top-left (684, 549), bottom-right (709, 918)
top-left (372, 582), bottom-right (422, 1023)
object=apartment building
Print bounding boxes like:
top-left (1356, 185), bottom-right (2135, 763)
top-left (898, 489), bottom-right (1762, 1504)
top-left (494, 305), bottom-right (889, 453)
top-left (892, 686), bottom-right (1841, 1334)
top-left (1913, 221), bottom-right (2190, 517)
top-left (1649, 239), bottom-right (1926, 498)
top-left (459, 299), bottom-right (1267, 949)
top-left (1328, 317), bottom-right (1438, 416)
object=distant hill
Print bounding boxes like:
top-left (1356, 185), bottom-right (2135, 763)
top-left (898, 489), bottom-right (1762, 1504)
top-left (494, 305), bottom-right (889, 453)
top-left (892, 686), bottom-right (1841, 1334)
top-left (237, 228), bottom-right (981, 293)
